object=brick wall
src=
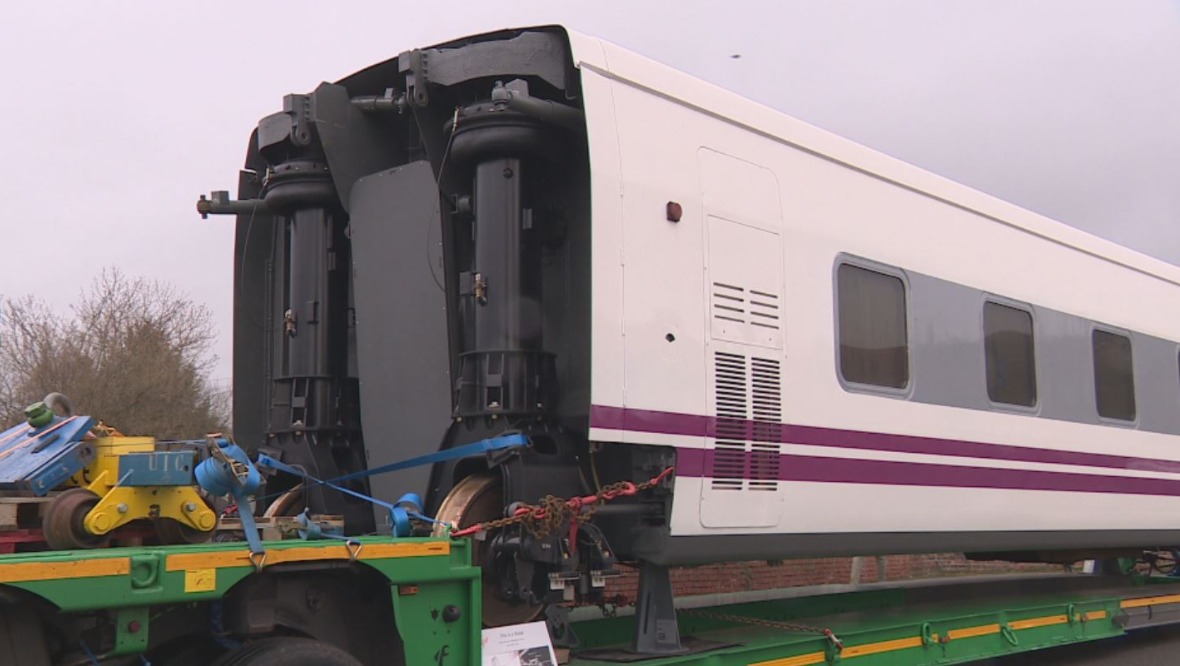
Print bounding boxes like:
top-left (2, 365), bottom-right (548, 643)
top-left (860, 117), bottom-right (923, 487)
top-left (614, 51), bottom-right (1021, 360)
top-left (603, 554), bottom-right (1058, 603)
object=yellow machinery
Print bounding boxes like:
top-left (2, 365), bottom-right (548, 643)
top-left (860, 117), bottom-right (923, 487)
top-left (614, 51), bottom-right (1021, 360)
top-left (43, 434), bottom-right (218, 549)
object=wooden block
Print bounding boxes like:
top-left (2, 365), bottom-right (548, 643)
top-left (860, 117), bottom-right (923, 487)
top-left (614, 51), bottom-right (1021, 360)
top-left (0, 496), bottom-right (54, 531)
top-left (0, 504), bottom-right (17, 531)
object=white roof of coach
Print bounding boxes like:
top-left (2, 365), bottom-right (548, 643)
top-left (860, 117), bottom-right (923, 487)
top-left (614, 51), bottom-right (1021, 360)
top-left (563, 28), bottom-right (1180, 287)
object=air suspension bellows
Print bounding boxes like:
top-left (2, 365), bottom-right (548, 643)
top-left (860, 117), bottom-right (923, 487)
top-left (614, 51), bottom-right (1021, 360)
top-left (446, 95), bottom-right (570, 419)
top-left (262, 160), bottom-right (336, 211)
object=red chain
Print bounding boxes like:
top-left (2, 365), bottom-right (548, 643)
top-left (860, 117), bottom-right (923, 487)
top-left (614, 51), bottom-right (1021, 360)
top-left (450, 467), bottom-right (674, 538)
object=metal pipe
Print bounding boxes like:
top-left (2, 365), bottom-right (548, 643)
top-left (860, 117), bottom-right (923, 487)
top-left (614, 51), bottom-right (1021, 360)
top-left (490, 85), bottom-right (584, 132)
top-left (196, 191), bottom-right (269, 219)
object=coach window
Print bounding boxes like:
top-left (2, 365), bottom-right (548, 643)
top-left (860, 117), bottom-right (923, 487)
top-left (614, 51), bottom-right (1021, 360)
top-left (983, 302), bottom-right (1037, 407)
top-left (1092, 329), bottom-right (1135, 421)
top-left (837, 264), bottom-right (908, 388)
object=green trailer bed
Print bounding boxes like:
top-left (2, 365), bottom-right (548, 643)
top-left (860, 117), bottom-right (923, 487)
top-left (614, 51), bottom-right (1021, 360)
top-left (0, 537), bottom-right (479, 665)
top-left (3, 539), bottom-right (1180, 665)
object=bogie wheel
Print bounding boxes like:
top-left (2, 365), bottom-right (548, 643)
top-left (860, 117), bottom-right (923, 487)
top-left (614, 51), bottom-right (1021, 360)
top-left (434, 473), bottom-right (545, 626)
top-left (43, 488), bottom-right (108, 550)
top-left (210, 637), bottom-right (361, 666)
top-left (262, 484), bottom-right (305, 519)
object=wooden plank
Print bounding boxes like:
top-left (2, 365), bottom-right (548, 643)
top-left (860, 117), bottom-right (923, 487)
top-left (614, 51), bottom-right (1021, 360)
top-left (216, 515), bottom-right (345, 542)
top-left (0, 504), bottom-right (17, 531)
top-left (0, 496), bottom-right (54, 531)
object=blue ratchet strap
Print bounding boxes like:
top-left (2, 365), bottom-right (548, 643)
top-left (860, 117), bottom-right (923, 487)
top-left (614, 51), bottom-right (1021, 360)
top-left (194, 440), bottom-right (267, 555)
top-left (330, 433), bottom-right (529, 484)
top-left (256, 433), bottom-right (528, 536)
top-left (294, 496), bottom-right (425, 540)
top-left (257, 455), bottom-right (435, 536)
top-left (295, 510), bottom-right (342, 540)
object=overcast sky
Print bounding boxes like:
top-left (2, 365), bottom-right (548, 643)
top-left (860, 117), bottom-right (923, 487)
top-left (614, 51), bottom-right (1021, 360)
top-left (1, 1), bottom-right (1177, 384)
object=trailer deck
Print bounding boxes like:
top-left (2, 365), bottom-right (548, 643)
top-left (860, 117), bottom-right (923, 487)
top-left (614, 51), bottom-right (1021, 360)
top-left (0, 537), bottom-right (479, 664)
top-left (570, 573), bottom-right (1180, 665)
top-left (3, 536), bottom-right (1180, 665)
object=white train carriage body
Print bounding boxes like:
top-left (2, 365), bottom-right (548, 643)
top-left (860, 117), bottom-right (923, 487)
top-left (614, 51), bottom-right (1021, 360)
top-left (231, 25), bottom-right (1180, 581)
top-left (568, 32), bottom-right (1180, 559)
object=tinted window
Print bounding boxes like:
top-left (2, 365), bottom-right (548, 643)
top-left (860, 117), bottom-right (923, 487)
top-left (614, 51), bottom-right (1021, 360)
top-left (1093, 330), bottom-right (1135, 421)
top-left (984, 302), bottom-right (1037, 406)
top-left (837, 264), bottom-right (908, 388)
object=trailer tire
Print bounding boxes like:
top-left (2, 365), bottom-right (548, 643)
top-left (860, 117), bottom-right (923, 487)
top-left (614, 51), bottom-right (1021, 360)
top-left (211, 637), bottom-right (361, 666)
top-left (149, 637), bottom-right (226, 666)
top-left (0, 605), bottom-right (50, 666)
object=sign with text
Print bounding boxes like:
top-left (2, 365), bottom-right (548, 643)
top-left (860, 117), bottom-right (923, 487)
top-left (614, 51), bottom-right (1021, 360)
top-left (480, 620), bottom-right (557, 666)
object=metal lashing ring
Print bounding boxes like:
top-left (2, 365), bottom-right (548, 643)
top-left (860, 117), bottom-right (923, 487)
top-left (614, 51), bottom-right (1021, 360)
top-left (825, 638), bottom-right (842, 664)
top-left (248, 550), bottom-right (268, 572)
top-left (345, 540), bottom-right (363, 562)
top-left (1066, 603), bottom-right (1078, 625)
top-left (920, 622), bottom-right (935, 646)
top-left (823, 629), bottom-right (843, 664)
top-left (1000, 624), bottom-right (1019, 646)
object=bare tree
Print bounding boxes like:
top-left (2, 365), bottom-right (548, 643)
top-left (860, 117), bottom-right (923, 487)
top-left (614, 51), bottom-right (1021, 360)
top-left (0, 269), bottom-right (228, 437)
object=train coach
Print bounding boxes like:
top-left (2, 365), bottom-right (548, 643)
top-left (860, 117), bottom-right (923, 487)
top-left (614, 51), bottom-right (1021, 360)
top-left (203, 25), bottom-right (1180, 626)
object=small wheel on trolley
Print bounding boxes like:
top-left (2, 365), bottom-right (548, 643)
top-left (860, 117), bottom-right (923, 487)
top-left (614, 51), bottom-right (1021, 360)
top-left (42, 488), bottom-right (108, 550)
top-left (154, 517), bottom-right (217, 545)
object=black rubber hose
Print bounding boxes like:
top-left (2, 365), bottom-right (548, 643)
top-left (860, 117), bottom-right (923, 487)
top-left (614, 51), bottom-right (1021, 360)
top-left (41, 392), bottom-right (75, 417)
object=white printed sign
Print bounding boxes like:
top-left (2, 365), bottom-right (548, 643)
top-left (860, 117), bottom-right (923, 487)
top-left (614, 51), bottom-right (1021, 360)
top-left (480, 620), bottom-right (557, 666)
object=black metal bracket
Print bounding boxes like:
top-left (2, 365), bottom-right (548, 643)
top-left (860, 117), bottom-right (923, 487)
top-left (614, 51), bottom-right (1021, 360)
top-left (633, 561), bottom-right (687, 655)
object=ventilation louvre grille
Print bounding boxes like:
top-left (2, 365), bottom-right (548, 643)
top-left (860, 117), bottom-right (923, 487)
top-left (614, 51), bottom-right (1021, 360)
top-left (748, 290), bottom-right (781, 331)
top-left (712, 283), bottom-right (746, 325)
top-left (712, 352), bottom-right (747, 490)
top-left (749, 357), bottom-right (782, 491)
top-left (710, 352), bottom-right (783, 491)
top-left (707, 281), bottom-right (783, 335)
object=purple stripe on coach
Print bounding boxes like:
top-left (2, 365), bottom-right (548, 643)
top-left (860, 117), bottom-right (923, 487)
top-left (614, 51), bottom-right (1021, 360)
top-left (589, 405), bottom-right (1180, 475)
top-left (674, 448), bottom-right (1180, 497)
